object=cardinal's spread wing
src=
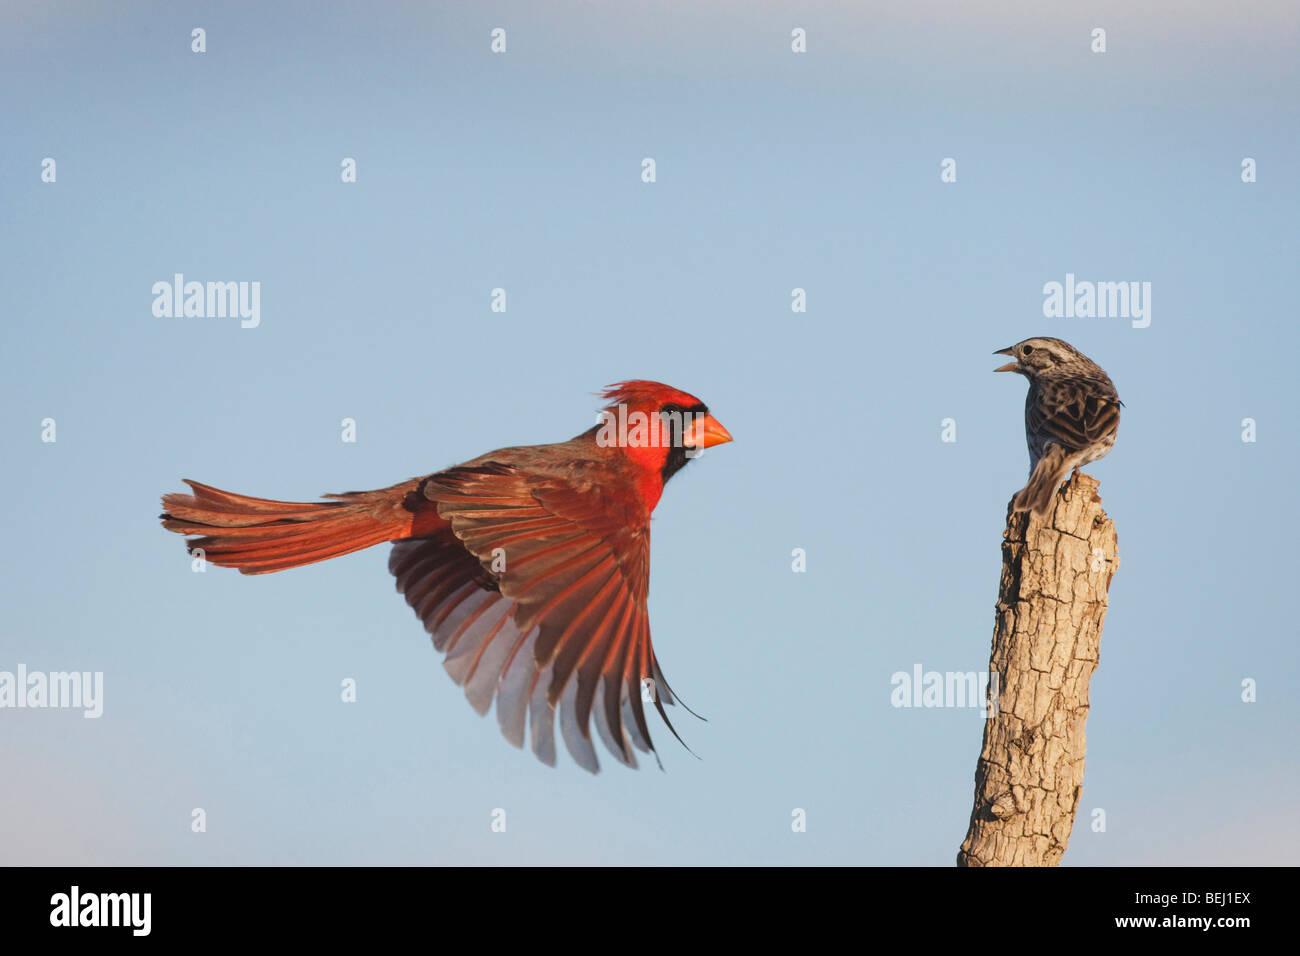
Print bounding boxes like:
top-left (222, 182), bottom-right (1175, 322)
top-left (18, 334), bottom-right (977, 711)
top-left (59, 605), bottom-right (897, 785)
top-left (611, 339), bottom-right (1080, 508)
top-left (1028, 376), bottom-right (1121, 453)
top-left (389, 461), bottom-right (687, 772)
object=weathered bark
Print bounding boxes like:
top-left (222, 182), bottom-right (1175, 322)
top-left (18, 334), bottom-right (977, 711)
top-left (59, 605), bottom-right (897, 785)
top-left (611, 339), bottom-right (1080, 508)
top-left (957, 472), bottom-right (1119, 867)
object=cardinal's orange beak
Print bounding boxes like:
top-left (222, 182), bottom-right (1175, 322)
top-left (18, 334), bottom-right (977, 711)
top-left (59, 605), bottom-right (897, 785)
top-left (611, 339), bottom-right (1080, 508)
top-left (683, 413), bottom-right (733, 449)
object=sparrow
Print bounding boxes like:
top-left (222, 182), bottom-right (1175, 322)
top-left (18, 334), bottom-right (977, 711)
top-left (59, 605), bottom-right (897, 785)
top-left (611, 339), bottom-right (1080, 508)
top-left (994, 338), bottom-right (1120, 516)
top-left (160, 381), bottom-right (732, 772)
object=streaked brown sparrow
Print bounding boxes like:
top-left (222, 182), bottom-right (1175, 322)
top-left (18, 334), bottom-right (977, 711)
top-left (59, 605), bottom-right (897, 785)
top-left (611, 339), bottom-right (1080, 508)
top-left (994, 337), bottom-right (1121, 516)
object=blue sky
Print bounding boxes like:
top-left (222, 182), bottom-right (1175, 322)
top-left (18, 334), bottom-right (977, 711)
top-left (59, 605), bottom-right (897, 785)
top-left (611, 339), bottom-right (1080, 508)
top-left (1, 1), bottom-right (1297, 865)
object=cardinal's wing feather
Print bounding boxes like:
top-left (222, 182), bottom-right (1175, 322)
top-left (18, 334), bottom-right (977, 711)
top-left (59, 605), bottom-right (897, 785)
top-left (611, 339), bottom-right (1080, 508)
top-left (391, 459), bottom-right (682, 772)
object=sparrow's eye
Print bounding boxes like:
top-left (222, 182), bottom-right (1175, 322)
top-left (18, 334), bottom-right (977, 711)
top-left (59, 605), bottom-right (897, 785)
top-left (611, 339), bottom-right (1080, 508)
top-left (1022, 345), bottom-right (1035, 355)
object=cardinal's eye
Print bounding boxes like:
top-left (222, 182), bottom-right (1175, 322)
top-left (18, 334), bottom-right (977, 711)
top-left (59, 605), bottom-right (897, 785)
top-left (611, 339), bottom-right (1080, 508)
top-left (1022, 345), bottom-right (1035, 355)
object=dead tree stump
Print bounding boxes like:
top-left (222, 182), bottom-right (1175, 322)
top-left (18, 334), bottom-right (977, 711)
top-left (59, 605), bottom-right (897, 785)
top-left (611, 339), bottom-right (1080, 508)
top-left (957, 472), bottom-right (1119, 867)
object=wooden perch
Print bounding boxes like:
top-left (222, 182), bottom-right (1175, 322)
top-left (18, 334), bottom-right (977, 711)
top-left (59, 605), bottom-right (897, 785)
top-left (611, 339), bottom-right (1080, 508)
top-left (957, 472), bottom-right (1119, 867)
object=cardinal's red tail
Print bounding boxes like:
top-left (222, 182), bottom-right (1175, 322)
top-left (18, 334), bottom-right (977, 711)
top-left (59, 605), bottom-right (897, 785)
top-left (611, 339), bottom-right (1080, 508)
top-left (160, 478), bottom-right (441, 575)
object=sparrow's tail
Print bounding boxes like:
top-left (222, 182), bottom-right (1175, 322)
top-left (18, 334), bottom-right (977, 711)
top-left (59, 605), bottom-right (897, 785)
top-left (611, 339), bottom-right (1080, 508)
top-left (160, 479), bottom-right (440, 574)
top-left (1011, 446), bottom-right (1071, 517)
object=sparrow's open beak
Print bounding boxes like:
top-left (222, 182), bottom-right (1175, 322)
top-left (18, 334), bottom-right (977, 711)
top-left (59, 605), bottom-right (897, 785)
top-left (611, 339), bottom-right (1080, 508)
top-left (993, 347), bottom-right (1019, 373)
top-left (683, 413), bottom-right (733, 449)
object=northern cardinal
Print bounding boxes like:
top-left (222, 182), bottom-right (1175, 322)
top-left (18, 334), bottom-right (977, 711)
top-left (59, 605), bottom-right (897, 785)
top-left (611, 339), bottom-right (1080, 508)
top-left (160, 381), bottom-right (732, 772)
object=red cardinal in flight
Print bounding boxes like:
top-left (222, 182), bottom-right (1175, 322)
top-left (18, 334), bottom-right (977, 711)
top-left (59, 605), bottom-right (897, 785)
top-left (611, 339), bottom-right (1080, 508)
top-left (160, 381), bottom-right (732, 772)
